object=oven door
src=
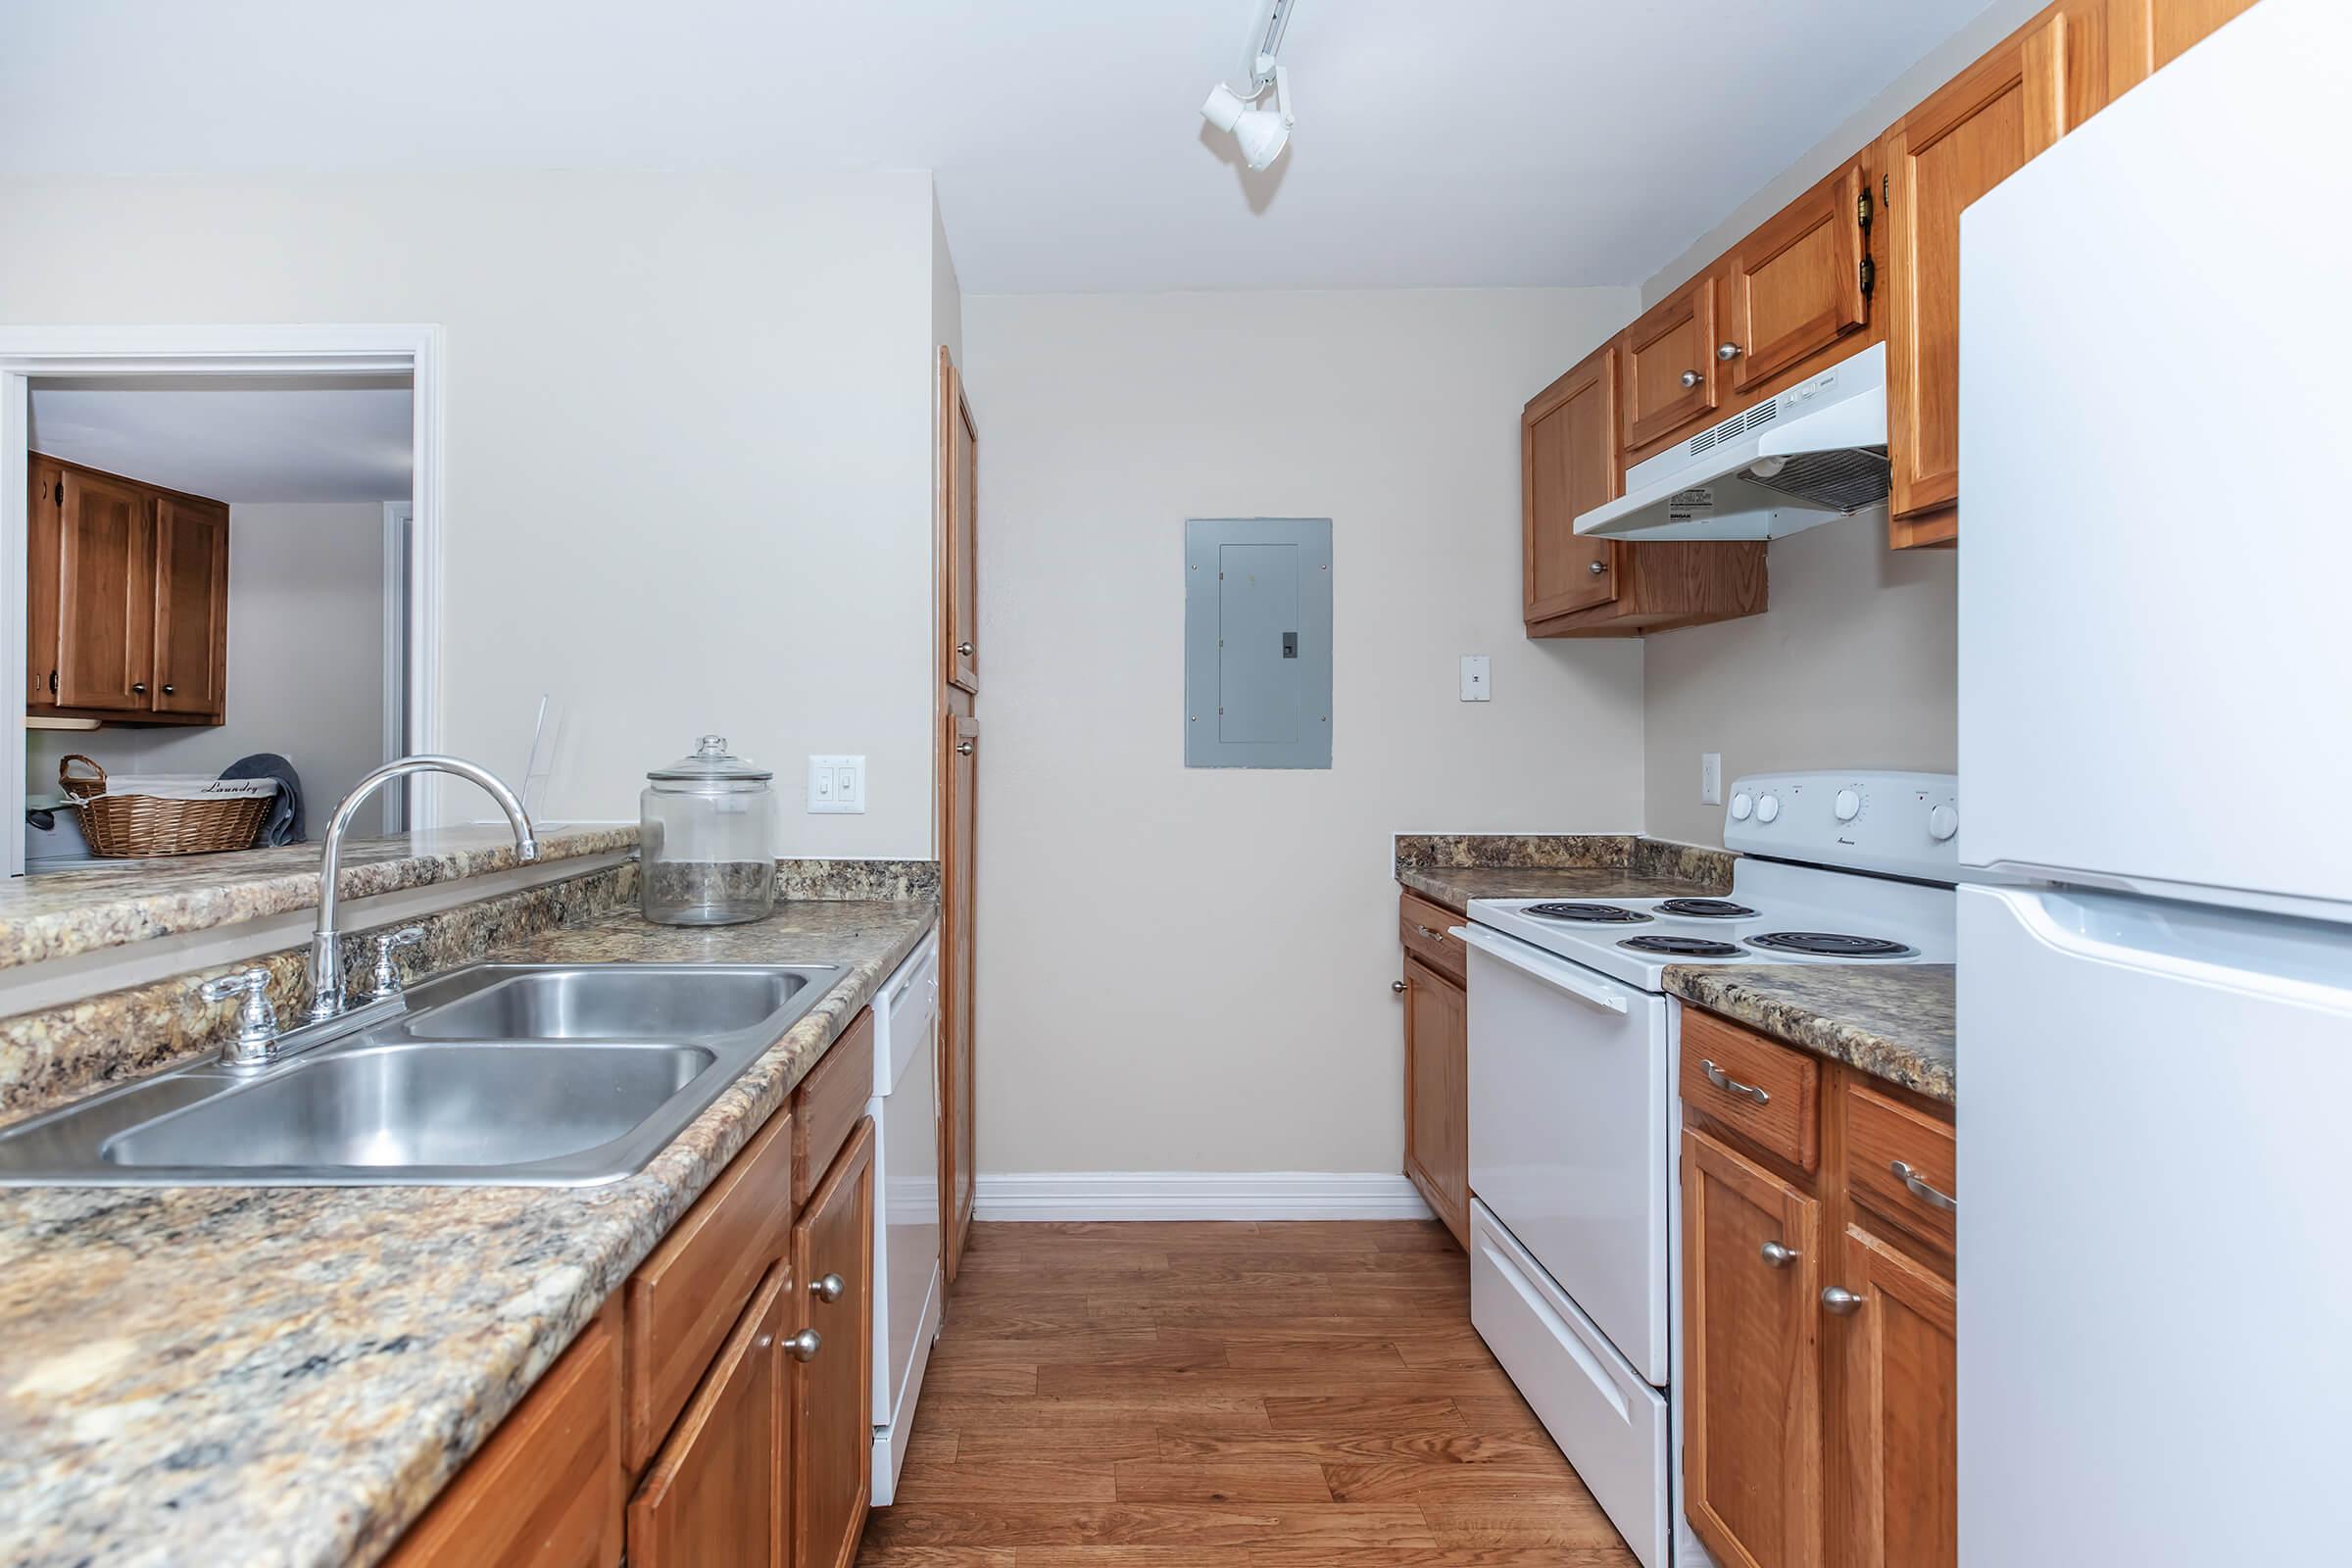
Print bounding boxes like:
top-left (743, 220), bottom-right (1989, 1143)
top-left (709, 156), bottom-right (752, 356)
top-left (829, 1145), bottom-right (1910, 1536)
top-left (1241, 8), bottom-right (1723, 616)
top-left (1459, 922), bottom-right (1669, 1384)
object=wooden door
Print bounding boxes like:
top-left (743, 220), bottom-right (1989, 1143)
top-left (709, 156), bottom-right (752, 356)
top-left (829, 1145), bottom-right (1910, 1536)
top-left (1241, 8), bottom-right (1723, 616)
top-left (941, 706), bottom-right (978, 1283)
top-left (1724, 162), bottom-right (1872, 394)
top-left (151, 497), bottom-right (229, 718)
top-left (54, 466), bottom-right (155, 711)
top-left (1683, 1129), bottom-right (1823, 1568)
top-left (1834, 1225), bottom-right (1957, 1568)
top-left (1521, 345), bottom-right (1622, 626)
top-left (1881, 11), bottom-right (2068, 538)
top-left (1401, 956), bottom-right (1468, 1247)
top-left (1621, 270), bottom-right (1723, 451)
top-left (792, 1118), bottom-right (875, 1568)
top-left (941, 348), bottom-right (979, 696)
top-left (26, 460), bottom-right (63, 709)
top-left (627, 1265), bottom-right (790, 1568)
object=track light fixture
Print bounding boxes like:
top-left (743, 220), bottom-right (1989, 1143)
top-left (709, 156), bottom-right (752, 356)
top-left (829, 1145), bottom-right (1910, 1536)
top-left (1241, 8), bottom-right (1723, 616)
top-left (1200, 0), bottom-right (1299, 172)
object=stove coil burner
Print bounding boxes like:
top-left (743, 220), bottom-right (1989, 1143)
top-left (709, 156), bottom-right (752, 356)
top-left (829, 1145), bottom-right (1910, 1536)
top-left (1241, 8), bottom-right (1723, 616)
top-left (1655, 898), bottom-right (1757, 919)
top-left (1619, 935), bottom-right (1742, 957)
top-left (1525, 902), bottom-right (1651, 924)
top-left (1747, 931), bottom-right (1917, 958)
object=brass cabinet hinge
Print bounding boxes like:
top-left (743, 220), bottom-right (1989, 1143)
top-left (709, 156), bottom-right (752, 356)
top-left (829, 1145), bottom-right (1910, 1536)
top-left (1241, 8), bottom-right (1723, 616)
top-left (1857, 185), bottom-right (1874, 233)
top-left (1859, 255), bottom-right (1876, 299)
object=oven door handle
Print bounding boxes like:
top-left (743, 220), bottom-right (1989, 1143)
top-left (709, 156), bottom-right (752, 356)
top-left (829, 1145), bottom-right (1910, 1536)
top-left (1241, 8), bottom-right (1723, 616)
top-left (1449, 925), bottom-right (1631, 1014)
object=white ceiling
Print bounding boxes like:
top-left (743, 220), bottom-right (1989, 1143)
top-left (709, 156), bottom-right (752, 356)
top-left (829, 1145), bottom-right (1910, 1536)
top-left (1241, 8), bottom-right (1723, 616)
top-left (0, 0), bottom-right (1993, 293)
top-left (28, 377), bottom-right (413, 504)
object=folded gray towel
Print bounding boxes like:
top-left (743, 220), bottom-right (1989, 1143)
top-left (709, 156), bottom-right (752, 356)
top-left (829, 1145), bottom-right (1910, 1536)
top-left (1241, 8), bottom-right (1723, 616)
top-left (220, 754), bottom-right (305, 845)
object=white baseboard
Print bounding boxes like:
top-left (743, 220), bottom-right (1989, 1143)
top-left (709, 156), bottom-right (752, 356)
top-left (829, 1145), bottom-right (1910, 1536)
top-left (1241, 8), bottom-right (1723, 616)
top-left (972, 1171), bottom-right (1435, 1223)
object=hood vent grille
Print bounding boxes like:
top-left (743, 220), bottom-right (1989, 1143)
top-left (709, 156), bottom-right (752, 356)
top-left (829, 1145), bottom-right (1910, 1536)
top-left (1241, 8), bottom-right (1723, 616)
top-left (1685, 399), bottom-right (1781, 458)
top-left (1742, 445), bottom-right (1891, 514)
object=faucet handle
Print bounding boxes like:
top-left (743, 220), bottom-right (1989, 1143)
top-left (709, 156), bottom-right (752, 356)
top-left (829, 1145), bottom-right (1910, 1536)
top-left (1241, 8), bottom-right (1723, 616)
top-left (367, 926), bottom-right (428, 1000)
top-left (199, 968), bottom-right (281, 1068)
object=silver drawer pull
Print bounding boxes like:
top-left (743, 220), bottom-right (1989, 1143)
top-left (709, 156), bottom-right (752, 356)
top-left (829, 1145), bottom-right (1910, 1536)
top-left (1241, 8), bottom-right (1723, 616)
top-left (1413, 923), bottom-right (1446, 943)
top-left (1890, 1159), bottom-right (1957, 1212)
top-left (1699, 1059), bottom-right (1770, 1106)
top-left (1759, 1240), bottom-right (1800, 1269)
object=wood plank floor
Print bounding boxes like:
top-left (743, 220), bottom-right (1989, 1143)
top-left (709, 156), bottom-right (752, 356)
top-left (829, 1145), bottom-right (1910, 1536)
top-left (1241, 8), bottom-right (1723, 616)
top-left (857, 1219), bottom-right (1639, 1567)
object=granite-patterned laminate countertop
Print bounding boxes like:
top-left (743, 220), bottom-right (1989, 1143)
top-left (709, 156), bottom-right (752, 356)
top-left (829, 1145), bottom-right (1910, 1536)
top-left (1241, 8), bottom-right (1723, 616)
top-left (1400, 864), bottom-right (1729, 915)
top-left (0, 822), bottom-right (640, 973)
top-left (1665, 963), bottom-right (1956, 1104)
top-left (0, 897), bottom-right (937, 1568)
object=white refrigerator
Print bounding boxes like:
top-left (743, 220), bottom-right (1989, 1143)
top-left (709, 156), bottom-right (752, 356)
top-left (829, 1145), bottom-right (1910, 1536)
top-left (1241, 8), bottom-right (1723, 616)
top-left (1957, 2), bottom-right (2352, 1563)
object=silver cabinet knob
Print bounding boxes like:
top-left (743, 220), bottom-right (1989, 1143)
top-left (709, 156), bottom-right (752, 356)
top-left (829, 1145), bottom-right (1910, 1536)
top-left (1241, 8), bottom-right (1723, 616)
top-left (956, 740), bottom-right (974, 756)
top-left (811, 1273), bottom-right (846, 1303)
top-left (1588, 560), bottom-right (1607, 575)
top-left (1679, 369), bottom-right (1701, 388)
top-left (1822, 1286), bottom-right (1865, 1315)
top-left (1759, 1240), bottom-right (1800, 1269)
top-left (161, 684), bottom-right (174, 696)
top-left (784, 1328), bottom-right (822, 1362)
top-left (131, 682), bottom-right (147, 695)
top-left (1890, 1159), bottom-right (1958, 1212)
top-left (1717, 341), bottom-right (1743, 362)
top-left (1392, 980), bottom-right (1407, 995)
top-left (956, 641), bottom-right (974, 657)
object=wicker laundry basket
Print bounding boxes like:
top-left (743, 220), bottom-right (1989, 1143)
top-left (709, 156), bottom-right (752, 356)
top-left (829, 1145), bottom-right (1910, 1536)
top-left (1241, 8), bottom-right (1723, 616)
top-left (58, 755), bottom-right (273, 858)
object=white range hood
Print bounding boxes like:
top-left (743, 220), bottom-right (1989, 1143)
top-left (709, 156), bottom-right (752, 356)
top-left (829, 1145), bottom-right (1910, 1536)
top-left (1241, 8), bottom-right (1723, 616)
top-left (1574, 340), bottom-right (1890, 542)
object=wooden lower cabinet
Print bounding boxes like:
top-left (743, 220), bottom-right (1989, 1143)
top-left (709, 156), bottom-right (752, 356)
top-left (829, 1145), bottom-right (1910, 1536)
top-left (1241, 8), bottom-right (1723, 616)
top-left (1400, 955), bottom-right (1468, 1247)
top-left (1683, 1129), bottom-right (1823, 1568)
top-left (628, 1265), bottom-right (793, 1568)
top-left (792, 1117), bottom-right (876, 1568)
top-left (1679, 1006), bottom-right (1959, 1568)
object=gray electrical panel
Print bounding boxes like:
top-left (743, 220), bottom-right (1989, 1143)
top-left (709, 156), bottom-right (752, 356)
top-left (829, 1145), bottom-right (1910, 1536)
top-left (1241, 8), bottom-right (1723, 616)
top-left (1184, 517), bottom-right (1332, 769)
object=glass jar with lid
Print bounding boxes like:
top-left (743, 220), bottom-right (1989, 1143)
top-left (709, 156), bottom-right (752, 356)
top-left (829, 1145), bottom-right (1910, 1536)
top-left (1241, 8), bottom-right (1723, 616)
top-left (640, 735), bottom-right (777, 926)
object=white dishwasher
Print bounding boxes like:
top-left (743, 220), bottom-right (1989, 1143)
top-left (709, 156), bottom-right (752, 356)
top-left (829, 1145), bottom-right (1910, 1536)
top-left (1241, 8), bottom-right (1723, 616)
top-left (868, 931), bottom-right (942, 1505)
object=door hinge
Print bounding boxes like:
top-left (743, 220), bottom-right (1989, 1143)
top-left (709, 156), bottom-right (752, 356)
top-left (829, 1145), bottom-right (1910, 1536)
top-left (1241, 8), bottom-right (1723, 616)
top-left (1856, 185), bottom-right (1873, 233)
top-left (1882, 172), bottom-right (1890, 211)
top-left (1858, 255), bottom-right (1876, 299)
top-left (48, 669), bottom-right (58, 696)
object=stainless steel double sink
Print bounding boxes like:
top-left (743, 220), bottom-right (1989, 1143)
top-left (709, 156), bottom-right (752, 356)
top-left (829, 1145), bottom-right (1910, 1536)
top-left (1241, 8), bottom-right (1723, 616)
top-left (0, 963), bottom-right (838, 1187)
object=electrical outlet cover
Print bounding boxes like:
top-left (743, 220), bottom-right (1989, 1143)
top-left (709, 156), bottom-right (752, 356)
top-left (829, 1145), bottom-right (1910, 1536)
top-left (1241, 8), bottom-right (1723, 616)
top-left (1701, 753), bottom-right (1722, 806)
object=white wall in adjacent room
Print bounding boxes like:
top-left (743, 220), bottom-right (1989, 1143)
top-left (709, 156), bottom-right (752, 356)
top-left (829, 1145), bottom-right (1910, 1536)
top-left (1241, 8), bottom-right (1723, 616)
top-left (963, 286), bottom-right (1643, 1176)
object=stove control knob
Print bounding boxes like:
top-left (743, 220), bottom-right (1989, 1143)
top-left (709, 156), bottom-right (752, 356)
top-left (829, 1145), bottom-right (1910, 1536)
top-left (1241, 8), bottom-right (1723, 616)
top-left (1834, 788), bottom-right (1862, 822)
top-left (1928, 804), bottom-right (1959, 842)
top-left (1729, 792), bottom-right (1753, 822)
top-left (1755, 793), bottom-right (1781, 824)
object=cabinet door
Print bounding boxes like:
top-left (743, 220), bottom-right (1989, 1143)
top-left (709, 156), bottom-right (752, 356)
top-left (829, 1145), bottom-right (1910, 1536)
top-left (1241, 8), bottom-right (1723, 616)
top-left (1622, 270), bottom-right (1723, 451)
top-left (628, 1265), bottom-right (790, 1568)
top-left (1834, 1226), bottom-right (1957, 1568)
top-left (941, 348), bottom-right (979, 696)
top-left (1881, 10), bottom-right (2068, 535)
top-left (54, 466), bottom-right (156, 711)
top-left (1521, 345), bottom-right (1622, 625)
top-left (152, 497), bottom-right (229, 718)
top-left (1401, 956), bottom-right (1468, 1247)
top-left (26, 460), bottom-right (62, 708)
top-left (1724, 162), bottom-right (1872, 395)
top-left (941, 706), bottom-right (978, 1283)
top-left (792, 1118), bottom-right (875, 1568)
top-left (1683, 1129), bottom-right (1822, 1568)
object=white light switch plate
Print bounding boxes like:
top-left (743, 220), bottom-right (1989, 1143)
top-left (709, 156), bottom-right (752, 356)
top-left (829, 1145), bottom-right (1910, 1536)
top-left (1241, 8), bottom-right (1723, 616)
top-left (808, 755), bottom-right (866, 814)
top-left (1459, 655), bottom-right (1491, 702)
top-left (1700, 753), bottom-right (1722, 806)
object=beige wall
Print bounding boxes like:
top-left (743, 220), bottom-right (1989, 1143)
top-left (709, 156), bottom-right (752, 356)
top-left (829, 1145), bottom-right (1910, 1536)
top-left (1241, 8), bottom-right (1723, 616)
top-left (1635, 0), bottom-right (2042, 844)
top-left (28, 502), bottom-right (389, 836)
top-left (1, 172), bottom-right (944, 855)
top-left (963, 287), bottom-right (1642, 1175)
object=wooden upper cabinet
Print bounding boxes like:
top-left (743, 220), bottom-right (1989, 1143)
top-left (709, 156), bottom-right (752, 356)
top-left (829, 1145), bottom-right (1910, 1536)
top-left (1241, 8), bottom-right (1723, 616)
top-left (25, 460), bottom-right (63, 708)
top-left (792, 1118), bottom-right (875, 1568)
top-left (628, 1265), bottom-right (792, 1568)
top-left (1723, 162), bottom-right (1873, 395)
top-left (1683, 1128), bottom-right (1823, 1568)
top-left (941, 348), bottom-right (979, 696)
top-left (1880, 8), bottom-right (2069, 541)
top-left (1621, 269), bottom-right (1724, 450)
top-left (1521, 344), bottom-right (1622, 625)
top-left (54, 466), bottom-right (157, 712)
top-left (2118, 0), bottom-right (2261, 76)
top-left (1401, 956), bottom-right (1468, 1249)
top-left (1835, 1225), bottom-right (1958, 1568)
top-left (151, 498), bottom-right (229, 718)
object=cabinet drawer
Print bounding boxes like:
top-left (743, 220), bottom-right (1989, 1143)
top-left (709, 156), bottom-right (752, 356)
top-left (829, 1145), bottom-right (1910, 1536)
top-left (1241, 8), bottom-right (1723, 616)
top-left (624, 1105), bottom-right (796, 1471)
top-left (1845, 1081), bottom-right (1958, 1252)
top-left (795, 1007), bottom-right (875, 1207)
top-left (1398, 893), bottom-right (1465, 987)
top-left (1678, 1008), bottom-right (1820, 1171)
top-left (386, 1302), bottom-right (623, 1568)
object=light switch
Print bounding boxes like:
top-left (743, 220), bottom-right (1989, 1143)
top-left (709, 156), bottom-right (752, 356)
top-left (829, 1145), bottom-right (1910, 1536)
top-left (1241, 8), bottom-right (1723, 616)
top-left (1460, 655), bottom-right (1491, 702)
top-left (808, 756), bottom-right (866, 813)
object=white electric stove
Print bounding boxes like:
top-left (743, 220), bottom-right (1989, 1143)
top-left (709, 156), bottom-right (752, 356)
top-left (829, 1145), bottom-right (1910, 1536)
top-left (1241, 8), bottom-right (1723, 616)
top-left (1455, 770), bottom-right (1959, 1568)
